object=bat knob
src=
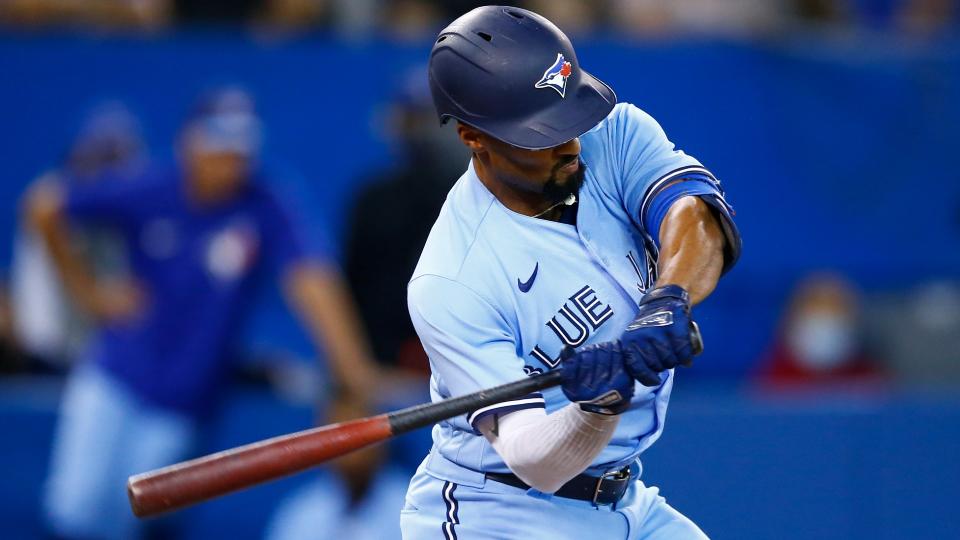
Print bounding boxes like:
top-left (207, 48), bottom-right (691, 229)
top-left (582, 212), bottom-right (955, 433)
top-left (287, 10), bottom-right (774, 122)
top-left (684, 321), bottom-right (704, 366)
top-left (690, 321), bottom-right (704, 355)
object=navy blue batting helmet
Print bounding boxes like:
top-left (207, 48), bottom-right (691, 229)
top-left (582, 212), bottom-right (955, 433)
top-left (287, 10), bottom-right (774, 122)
top-left (428, 5), bottom-right (616, 150)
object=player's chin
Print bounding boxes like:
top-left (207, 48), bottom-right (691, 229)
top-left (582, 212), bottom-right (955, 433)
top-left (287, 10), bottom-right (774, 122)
top-left (559, 163), bottom-right (586, 189)
top-left (543, 175), bottom-right (583, 203)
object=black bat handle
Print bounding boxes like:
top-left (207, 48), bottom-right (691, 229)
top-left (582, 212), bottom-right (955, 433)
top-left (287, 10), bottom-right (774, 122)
top-left (388, 323), bottom-right (704, 435)
top-left (387, 369), bottom-right (563, 435)
top-left (686, 321), bottom-right (704, 364)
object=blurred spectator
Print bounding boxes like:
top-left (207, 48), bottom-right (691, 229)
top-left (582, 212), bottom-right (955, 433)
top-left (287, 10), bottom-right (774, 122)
top-left (609, 0), bottom-right (790, 38)
top-left (378, 0), bottom-right (444, 41)
top-left (2, 0), bottom-right (955, 37)
top-left (260, 0), bottom-right (329, 30)
top-left (794, 0), bottom-right (958, 35)
top-left (794, 0), bottom-right (850, 24)
top-left (0, 0), bottom-right (170, 30)
top-left (11, 101), bottom-right (145, 370)
top-left (26, 88), bottom-right (379, 540)
top-left (757, 273), bottom-right (884, 386)
top-left (175, 0), bottom-right (265, 22)
top-left (866, 281), bottom-right (960, 384)
top-left (0, 277), bottom-right (24, 374)
top-left (892, 0), bottom-right (957, 36)
top-left (850, 0), bottom-right (960, 35)
top-left (343, 67), bottom-right (467, 373)
top-left (141, 0), bottom-right (450, 36)
top-left (521, 0), bottom-right (602, 36)
top-left (178, 0), bottom-right (328, 26)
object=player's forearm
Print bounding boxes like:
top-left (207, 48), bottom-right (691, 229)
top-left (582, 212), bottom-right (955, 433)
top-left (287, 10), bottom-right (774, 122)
top-left (26, 184), bottom-right (101, 313)
top-left (479, 404), bottom-right (619, 493)
top-left (654, 196), bottom-right (725, 305)
top-left (285, 264), bottom-right (379, 401)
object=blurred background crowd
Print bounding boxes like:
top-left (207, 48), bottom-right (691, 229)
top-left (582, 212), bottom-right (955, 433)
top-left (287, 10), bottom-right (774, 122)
top-left (0, 0), bottom-right (958, 38)
top-left (0, 1), bottom-right (958, 539)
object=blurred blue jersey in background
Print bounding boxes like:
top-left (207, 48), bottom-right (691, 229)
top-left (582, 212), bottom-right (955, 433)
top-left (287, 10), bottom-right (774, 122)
top-left (64, 165), bottom-right (318, 414)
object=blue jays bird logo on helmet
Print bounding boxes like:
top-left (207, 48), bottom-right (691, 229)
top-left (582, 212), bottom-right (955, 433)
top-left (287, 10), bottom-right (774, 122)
top-left (535, 53), bottom-right (573, 98)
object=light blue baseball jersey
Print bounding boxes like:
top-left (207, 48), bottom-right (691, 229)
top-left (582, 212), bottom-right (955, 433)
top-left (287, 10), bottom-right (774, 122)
top-left (408, 102), bottom-right (733, 485)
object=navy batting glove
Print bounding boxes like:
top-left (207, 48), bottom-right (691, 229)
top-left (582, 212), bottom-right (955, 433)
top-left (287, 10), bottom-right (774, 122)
top-left (621, 285), bottom-right (695, 387)
top-left (559, 342), bottom-right (635, 415)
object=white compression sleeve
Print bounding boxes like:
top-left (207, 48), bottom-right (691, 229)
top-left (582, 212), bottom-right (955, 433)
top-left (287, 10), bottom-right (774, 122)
top-left (476, 404), bottom-right (620, 493)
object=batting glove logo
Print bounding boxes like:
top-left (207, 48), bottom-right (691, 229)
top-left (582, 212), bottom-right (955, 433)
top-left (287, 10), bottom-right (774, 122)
top-left (625, 310), bottom-right (674, 331)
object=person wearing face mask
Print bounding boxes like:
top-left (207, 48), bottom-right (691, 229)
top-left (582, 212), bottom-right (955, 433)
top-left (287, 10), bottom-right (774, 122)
top-left (757, 273), bottom-right (883, 385)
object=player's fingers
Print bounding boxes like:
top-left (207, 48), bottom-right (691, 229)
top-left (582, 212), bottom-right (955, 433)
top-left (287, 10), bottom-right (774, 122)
top-left (655, 338), bottom-right (684, 370)
top-left (593, 345), bottom-right (613, 388)
top-left (667, 309), bottom-right (693, 345)
top-left (635, 368), bottom-right (660, 387)
top-left (625, 346), bottom-right (661, 387)
top-left (673, 338), bottom-right (694, 367)
top-left (662, 320), bottom-right (695, 366)
top-left (559, 346), bottom-right (579, 382)
top-left (639, 339), bottom-right (668, 372)
top-left (621, 343), bottom-right (642, 375)
top-left (612, 343), bottom-right (635, 400)
top-left (578, 349), bottom-right (598, 392)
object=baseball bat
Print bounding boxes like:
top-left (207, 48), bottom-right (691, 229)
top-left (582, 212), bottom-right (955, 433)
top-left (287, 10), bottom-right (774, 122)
top-left (128, 323), bottom-right (703, 518)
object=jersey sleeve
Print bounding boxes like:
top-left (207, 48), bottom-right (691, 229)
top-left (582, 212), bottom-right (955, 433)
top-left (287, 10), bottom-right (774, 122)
top-left (597, 103), bottom-right (740, 271)
top-left (257, 186), bottom-right (332, 273)
top-left (408, 274), bottom-right (545, 431)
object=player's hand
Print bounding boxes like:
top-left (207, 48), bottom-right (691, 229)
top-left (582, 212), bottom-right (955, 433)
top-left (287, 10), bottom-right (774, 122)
top-left (559, 342), bottom-right (635, 415)
top-left (82, 278), bottom-right (146, 323)
top-left (621, 285), bottom-right (695, 387)
top-left (327, 391), bottom-right (385, 498)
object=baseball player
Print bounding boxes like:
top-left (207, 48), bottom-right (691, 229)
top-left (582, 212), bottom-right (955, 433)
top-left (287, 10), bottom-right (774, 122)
top-left (28, 89), bottom-right (379, 540)
top-left (401, 6), bottom-right (740, 540)
top-left (12, 101), bottom-right (146, 368)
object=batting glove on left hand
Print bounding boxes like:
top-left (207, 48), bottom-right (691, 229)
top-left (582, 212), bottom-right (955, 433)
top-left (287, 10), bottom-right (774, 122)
top-left (621, 285), bottom-right (696, 387)
top-left (560, 342), bottom-right (635, 415)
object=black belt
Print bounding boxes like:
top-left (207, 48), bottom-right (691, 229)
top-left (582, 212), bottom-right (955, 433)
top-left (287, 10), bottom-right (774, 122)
top-left (485, 466), bottom-right (632, 507)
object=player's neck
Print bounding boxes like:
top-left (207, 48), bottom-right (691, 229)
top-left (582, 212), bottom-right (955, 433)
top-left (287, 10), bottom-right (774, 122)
top-left (472, 156), bottom-right (555, 219)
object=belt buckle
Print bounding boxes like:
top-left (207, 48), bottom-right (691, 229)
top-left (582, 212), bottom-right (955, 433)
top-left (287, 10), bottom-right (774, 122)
top-left (592, 467), bottom-right (630, 507)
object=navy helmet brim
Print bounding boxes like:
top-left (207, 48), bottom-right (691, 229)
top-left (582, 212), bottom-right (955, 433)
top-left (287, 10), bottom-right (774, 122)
top-left (451, 69), bottom-right (617, 151)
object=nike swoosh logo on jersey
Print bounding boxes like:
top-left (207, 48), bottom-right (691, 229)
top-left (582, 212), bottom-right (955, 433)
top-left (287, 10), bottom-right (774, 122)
top-left (625, 310), bottom-right (673, 331)
top-left (517, 262), bottom-right (539, 293)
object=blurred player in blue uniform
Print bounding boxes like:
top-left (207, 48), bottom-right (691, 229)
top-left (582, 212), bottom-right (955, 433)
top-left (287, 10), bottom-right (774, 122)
top-left (401, 7), bottom-right (741, 540)
top-left (27, 88), bottom-right (379, 540)
top-left (12, 101), bottom-right (146, 370)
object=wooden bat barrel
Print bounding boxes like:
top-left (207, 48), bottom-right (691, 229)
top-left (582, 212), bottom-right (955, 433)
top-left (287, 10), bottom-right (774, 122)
top-left (128, 416), bottom-right (393, 517)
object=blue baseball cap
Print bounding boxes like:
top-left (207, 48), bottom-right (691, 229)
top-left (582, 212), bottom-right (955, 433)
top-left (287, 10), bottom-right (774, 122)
top-left (185, 88), bottom-right (262, 157)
